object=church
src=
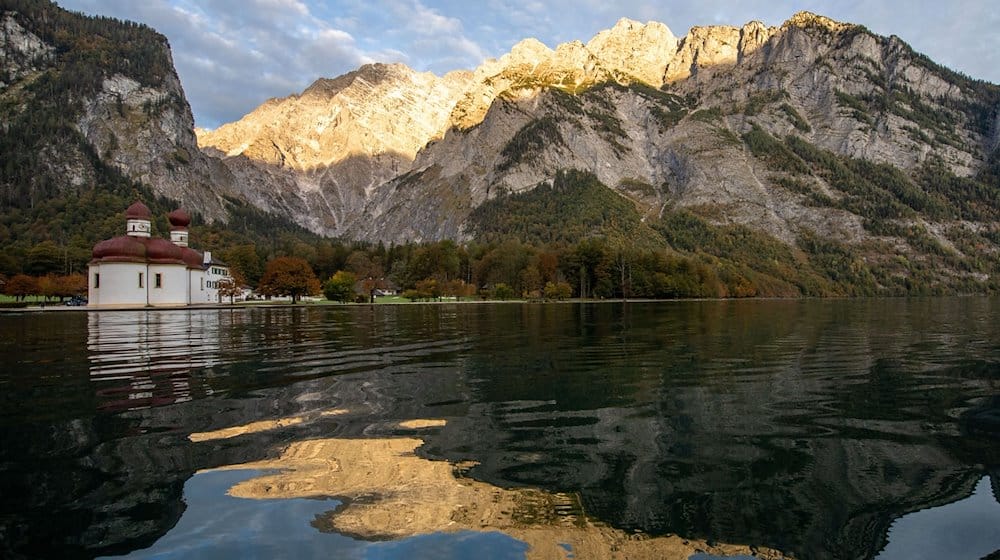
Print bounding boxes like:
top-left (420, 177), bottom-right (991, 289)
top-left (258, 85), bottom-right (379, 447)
top-left (88, 201), bottom-right (230, 307)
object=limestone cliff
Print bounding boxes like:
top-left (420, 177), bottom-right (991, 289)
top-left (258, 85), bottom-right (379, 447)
top-left (75, 70), bottom-right (236, 221)
top-left (196, 63), bottom-right (471, 233)
top-left (345, 12), bottom-right (997, 261)
top-left (0, 1), bottom-right (234, 222)
top-left (0, 12), bottom-right (53, 86)
top-left (198, 10), bottom-right (999, 271)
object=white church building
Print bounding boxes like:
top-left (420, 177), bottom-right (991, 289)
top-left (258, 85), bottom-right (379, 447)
top-left (88, 201), bottom-right (231, 307)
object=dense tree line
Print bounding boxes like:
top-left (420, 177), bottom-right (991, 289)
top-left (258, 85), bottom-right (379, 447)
top-left (5, 160), bottom-right (996, 304)
top-left (0, 272), bottom-right (85, 303)
top-left (469, 169), bottom-right (660, 247)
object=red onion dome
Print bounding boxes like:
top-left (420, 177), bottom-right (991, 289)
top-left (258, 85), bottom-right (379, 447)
top-left (168, 208), bottom-right (191, 230)
top-left (146, 238), bottom-right (185, 264)
top-left (125, 201), bottom-right (152, 219)
top-left (92, 236), bottom-right (148, 262)
top-left (181, 247), bottom-right (204, 269)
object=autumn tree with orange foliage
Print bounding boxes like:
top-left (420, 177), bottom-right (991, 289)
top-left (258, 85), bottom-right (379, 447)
top-left (57, 274), bottom-right (87, 300)
top-left (4, 275), bottom-right (38, 301)
top-left (257, 257), bottom-right (321, 303)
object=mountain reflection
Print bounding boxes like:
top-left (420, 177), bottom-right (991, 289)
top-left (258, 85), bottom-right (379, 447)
top-left (199, 421), bottom-right (789, 560)
top-left (1, 300), bottom-right (999, 559)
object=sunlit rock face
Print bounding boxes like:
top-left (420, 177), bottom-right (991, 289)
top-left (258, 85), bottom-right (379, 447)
top-left (198, 64), bottom-right (471, 171)
top-left (587, 18), bottom-right (679, 86)
top-left (195, 64), bottom-right (472, 235)
top-left (198, 11), bottom-right (999, 248)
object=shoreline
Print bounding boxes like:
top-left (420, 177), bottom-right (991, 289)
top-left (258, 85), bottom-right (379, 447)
top-left (2, 298), bottom-right (636, 313)
top-left (2, 294), bottom-right (989, 314)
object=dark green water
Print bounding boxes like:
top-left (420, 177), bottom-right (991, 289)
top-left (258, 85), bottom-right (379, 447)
top-left (1, 299), bottom-right (999, 559)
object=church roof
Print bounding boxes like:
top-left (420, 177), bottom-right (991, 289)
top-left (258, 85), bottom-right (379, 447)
top-left (125, 201), bottom-right (152, 220)
top-left (91, 202), bottom-right (206, 268)
top-left (181, 247), bottom-right (205, 269)
top-left (147, 238), bottom-right (185, 264)
top-left (168, 208), bottom-right (191, 230)
top-left (92, 236), bottom-right (147, 263)
top-left (90, 236), bottom-right (192, 266)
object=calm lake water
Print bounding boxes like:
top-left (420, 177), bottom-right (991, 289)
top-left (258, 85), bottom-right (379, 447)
top-left (1, 299), bottom-right (999, 559)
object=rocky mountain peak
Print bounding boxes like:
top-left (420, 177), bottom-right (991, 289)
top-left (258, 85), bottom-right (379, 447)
top-left (586, 17), bottom-right (678, 86)
top-left (301, 62), bottom-right (413, 98)
top-left (664, 19), bottom-right (781, 83)
top-left (738, 20), bottom-right (771, 55)
top-left (782, 11), bottom-right (853, 33)
top-left (198, 59), bottom-right (470, 174)
top-left (505, 37), bottom-right (554, 66)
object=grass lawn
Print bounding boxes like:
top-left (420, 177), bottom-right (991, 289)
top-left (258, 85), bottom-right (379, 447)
top-left (0, 295), bottom-right (50, 303)
top-left (372, 295), bottom-right (488, 304)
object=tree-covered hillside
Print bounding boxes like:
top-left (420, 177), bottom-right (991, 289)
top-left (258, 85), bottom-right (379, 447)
top-left (0, 0), bottom-right (182, 209)
top-left (468, 168), bottom-right (1000, 297)
top-left (3, 2), bottom-right (1000, 301)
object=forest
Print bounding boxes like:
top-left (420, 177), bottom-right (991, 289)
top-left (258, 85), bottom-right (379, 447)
top-left (4, 165), bottom-right (998, 306)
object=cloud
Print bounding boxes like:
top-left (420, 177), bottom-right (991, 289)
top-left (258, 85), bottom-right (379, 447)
top-left (395, 0), bottom-right (463, 36)
top-left (59, 0), bottom-right (376, 127)
top-left (56, 0), bottom-right (1000, 129)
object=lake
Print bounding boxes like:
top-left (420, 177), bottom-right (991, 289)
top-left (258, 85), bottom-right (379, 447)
top-left (1, 299), bottom-right (999, 559)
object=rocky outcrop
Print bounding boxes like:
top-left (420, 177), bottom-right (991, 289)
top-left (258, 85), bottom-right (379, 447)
top-left (586, 18), bottom-right (678, 86)
top-left (193, 10), bottom-right (999, 278)
top-left (0, 13), bottom-right (54, 86)
top-left (448, 19), bottom-right (676, 130)
top-left (0, 4), bottom-right (235, 222)
top-left (77, 73), bottom-right (235, 221)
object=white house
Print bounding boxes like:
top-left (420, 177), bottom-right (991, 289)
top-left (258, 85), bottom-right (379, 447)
top-left (88, 201), bottom-right (230, 307)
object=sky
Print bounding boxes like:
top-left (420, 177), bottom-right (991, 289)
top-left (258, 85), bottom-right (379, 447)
top-left (57, 0), bottom-right (1000, 129)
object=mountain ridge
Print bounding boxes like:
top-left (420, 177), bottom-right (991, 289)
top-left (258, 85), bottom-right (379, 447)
top-left (3, 2), bottom-right (999, 295)
top-left (196, 10), bottom-right (998, 236)
top-left (194, 9), bottom-right (1000, 294)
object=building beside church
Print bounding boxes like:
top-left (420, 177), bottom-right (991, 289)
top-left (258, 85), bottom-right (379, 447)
top-left (88, 201), bottom-right (230, 307)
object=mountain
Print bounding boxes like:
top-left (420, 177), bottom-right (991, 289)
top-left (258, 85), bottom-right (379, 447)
top-left (0, 0), bottom-right (330, 279)
top-left (3, 2), bottom-right (999, 296)
top-left (0, 0), bottom-right (236, 218)
top-left (196, 12), bottom-right (1000, 294)
top-left (197, 63), bottom-right (472, 234)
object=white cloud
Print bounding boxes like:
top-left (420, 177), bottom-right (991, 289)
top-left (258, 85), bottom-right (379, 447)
top-left (403, 0), bottom-right (463, 35)
top-left (56, 0), bottom-right (1000, 128)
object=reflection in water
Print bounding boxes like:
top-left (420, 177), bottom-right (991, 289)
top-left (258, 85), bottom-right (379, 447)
top-left (2, 300), bottom-right (1000, 559)
top-left (87, 311), bottom-right (228, 411)
top-left (875, 475), bottom-right (1000, 560)
top-left (114, 465), bottom-right (530, 560)
top-left (187, 416), bottom-right (306, 442)
top-left (204, 420), bottom-right (788, 560)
